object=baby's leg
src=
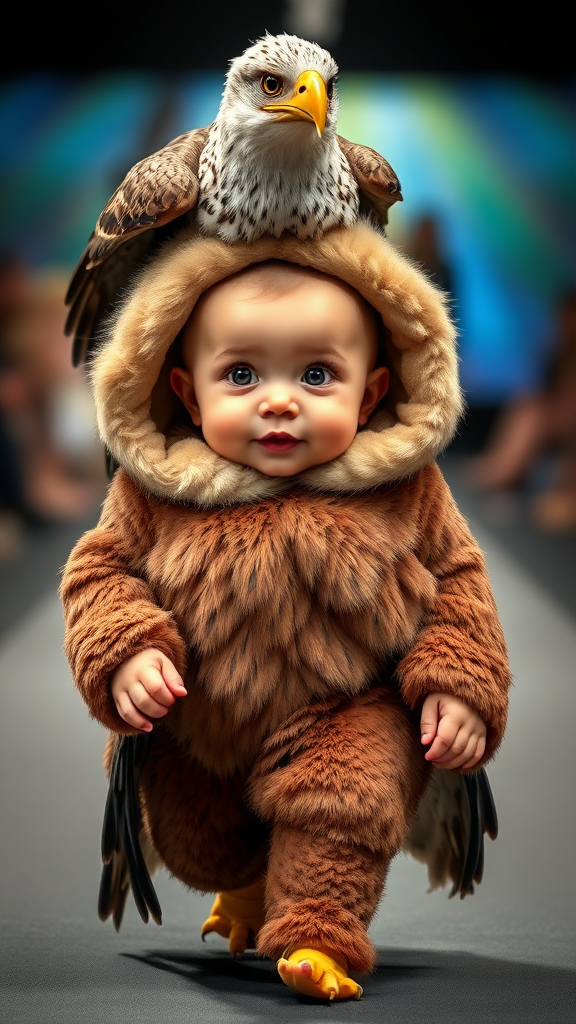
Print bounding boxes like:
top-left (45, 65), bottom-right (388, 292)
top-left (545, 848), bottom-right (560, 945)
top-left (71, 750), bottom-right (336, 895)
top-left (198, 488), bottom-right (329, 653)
top-left (249, 686), bottom-right (431, 990)
top-left (139, 727), bottom-right (268, 893)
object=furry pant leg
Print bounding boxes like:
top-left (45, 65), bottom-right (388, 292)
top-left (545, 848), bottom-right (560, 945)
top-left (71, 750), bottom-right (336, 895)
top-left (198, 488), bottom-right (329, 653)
top-left (138, 727), bottom-right (269, 892)
top-left (249, 686), bottom-right (431, 973)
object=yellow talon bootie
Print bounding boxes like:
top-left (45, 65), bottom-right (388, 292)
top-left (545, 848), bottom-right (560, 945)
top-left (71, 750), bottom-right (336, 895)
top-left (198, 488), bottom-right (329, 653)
top-left (201, 880), bottom-right (266, 956)
top-left (277, 948), bottom-right (363, 1000)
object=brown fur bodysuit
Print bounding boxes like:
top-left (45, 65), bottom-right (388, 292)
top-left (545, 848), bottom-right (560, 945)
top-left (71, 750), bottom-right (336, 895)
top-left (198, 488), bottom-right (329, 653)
top-left (60, 221), bottom-right (511, 974)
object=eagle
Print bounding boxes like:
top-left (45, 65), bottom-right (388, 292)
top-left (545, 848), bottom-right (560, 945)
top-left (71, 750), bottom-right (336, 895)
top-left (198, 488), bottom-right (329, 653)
top-left (65, 32), bottom-right (403, 368)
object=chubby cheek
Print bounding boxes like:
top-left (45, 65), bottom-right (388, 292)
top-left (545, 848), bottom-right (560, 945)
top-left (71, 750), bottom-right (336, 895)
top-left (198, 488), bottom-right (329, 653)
top-left (196, 403), bottom-right (247, 460)
top-left (311, 405), bottom-right (359, 460)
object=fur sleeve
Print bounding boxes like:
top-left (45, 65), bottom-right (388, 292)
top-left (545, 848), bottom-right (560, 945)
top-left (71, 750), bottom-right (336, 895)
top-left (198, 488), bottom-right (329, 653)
top-left (59, 470), bottom-right (187, 733)
top-left (395, 463), bottom-right (511, 766)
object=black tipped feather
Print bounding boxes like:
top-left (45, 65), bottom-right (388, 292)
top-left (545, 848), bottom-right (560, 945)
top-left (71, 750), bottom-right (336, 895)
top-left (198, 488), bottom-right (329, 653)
top-left (97, 734), bottom-right (162, 928)
top-left (457, 768), bottom-right (498, 898)
top-left (122, 742), bottom-right (150, 924)
top-left (460, 774), bottom-right (482, 896)
top-left (474, 828), bottom-right (485, 885)
top-left (97, 855), bottom-right (129, 930)
top-left (406, 766), bottom-right (500, 900)
top-left (477, 766), bottom-right (499, 839)
top-left (97, 858), bottom-right (115, 917)
top-left (100, 768), bottom-right (118, 865)
top-left (123, 739), bottom-right (162, 925)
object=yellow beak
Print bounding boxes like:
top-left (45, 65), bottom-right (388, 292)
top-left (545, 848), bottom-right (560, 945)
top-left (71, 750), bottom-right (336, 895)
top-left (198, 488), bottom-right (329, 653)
top-left (261, 70), bottom-right (328, 137)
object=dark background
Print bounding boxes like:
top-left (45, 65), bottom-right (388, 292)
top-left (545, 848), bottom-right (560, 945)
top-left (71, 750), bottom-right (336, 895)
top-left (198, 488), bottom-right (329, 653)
top-left (4, 1), bottom-right (576, 79)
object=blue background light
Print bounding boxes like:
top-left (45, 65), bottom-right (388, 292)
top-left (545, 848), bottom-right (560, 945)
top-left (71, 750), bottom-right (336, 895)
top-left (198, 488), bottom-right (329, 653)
top-left (1, 72), bottom-right (574, 405)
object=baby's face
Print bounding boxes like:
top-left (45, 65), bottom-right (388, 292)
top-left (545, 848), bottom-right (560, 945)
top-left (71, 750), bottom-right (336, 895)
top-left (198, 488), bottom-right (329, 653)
top-left (171, 271), bottom-right (389, 477)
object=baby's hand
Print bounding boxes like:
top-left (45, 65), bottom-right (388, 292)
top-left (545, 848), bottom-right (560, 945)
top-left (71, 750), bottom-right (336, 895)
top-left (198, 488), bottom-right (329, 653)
top-left (111, 648), bottom-right (187, 732)
top-left (420, 692), bottom-right (486, 770)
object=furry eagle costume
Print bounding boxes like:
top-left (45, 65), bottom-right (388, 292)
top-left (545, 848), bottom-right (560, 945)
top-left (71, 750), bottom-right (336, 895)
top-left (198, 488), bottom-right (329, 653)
top-left (60, 219), bottom-right (510, 996)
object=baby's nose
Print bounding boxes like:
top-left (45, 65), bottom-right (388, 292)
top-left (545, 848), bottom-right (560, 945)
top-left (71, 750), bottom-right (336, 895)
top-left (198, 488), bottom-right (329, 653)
top-left (258, 387), bottom-right (299, 417)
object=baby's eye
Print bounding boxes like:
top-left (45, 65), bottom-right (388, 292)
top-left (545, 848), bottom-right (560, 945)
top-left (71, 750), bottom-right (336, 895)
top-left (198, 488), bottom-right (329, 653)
top-left (302, 365), bottom-right (334, 386)
top-left (227, 366), bottom-right (258, 386)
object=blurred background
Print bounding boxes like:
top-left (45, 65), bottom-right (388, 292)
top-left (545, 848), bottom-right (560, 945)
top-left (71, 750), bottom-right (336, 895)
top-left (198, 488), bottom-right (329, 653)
top-left (1, 0), bottom-right (575, 624)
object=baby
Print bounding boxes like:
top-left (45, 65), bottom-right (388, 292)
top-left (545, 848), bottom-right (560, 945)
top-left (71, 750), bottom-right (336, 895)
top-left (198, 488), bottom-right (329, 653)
top-left (61, 223), bottom-right (509, 1001)
top-left (112, 262), bottom-right (486, 771)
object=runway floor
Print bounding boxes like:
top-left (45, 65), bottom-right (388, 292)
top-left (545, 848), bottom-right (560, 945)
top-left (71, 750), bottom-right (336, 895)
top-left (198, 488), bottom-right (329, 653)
top-left (1, 456), bottom-right (575, 1023)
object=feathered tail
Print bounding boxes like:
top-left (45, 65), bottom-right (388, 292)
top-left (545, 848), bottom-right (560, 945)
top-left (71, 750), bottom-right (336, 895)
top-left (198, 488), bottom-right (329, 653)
top-left (403, 767), bottom-right (498, 898)
top-left (98, 734), bottom-right (163, 930)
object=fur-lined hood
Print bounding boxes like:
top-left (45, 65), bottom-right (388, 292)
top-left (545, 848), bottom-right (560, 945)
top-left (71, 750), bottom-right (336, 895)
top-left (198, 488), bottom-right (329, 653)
top-left (91, 220), bottom-right (462, 506)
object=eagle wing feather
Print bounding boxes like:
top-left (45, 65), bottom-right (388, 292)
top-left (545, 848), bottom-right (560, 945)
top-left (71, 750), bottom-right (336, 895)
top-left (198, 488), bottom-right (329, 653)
top-left (403, 767), bottom-right (499, 899)
top-left (337, 134), bottom-right (403, 228)
top-left (98, 734), bottom-right (163, 931)
top-left (66, 125), bottom-right (211, 366)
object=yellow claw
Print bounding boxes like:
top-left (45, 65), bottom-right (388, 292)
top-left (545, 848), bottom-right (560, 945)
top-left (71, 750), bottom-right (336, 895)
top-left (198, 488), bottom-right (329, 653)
top-left (201, 881), bottom-right (266, 956)
top-left (277, 948), bottom-right (363, 1001)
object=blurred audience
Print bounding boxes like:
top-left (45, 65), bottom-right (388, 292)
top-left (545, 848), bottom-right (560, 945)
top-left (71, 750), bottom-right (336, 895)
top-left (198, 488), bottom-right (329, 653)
top-left (465, 288), bottom-right (576, 533)
top-left (403, 211), bottom-right (455, 298)
top-left (0, 259), bottom-right (107, 562)
top-left (0, 257), bottom-right (30, 560)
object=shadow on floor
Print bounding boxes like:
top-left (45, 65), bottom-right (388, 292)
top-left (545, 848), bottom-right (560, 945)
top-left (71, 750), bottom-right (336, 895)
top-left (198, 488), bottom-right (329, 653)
top-left (3, 943), bottom-right (572, 1023)
top-left (126, 947), bottom-right (575, 1021)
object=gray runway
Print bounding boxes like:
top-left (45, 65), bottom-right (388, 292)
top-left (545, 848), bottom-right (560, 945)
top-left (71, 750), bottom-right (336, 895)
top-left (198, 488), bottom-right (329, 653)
top-left (1, 490), bottom-right (575, 1022)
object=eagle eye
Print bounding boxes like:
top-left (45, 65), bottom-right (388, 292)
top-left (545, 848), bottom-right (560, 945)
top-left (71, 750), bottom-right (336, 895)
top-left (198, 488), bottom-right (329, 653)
top-left (260, 74), bottom-right (283, 96)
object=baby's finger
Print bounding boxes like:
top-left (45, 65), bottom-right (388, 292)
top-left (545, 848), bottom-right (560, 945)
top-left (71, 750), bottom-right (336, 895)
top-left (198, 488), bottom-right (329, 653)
top-left (130, 680), bottom-right (172, 719)
top-left (438, 733), bottom-right (480, 770)
top-left (424, 721), bottom-right (459, 761)
top-left (459, 734), bottom-right (487, 771)
top-left (420, 695), bottom-right (440, 745)
top-left (115, 692), bottom-right (154, 732)
top-left (429, 726), bottom-right (470, 765)
top-left (138, 668), bottom-right (182, 709)
top-left (160, 657), bottom-right (187, 696)
top-left (424, 736), bottom-right (450, 761)
top-left (164, 676), bottom-right (187, 697)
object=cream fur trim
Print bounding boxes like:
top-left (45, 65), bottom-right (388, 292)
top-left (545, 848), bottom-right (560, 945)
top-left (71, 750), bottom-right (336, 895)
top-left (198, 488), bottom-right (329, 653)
top-left (92, 221), bottom-right (462, 506)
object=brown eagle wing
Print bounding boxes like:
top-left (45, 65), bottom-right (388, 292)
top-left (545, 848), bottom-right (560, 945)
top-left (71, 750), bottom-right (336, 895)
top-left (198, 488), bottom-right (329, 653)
top-left (66, 125), bottom-right (211, 367)
top-left (337, 134), bottom-right (403, 229)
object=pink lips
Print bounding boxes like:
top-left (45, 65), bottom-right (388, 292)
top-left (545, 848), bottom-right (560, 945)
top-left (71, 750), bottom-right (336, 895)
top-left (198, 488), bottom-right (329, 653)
top-left (257, 432), bottom-right (302, 451)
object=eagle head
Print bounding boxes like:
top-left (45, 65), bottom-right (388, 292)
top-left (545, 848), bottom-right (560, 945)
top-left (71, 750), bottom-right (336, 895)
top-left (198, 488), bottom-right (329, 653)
top-left (219, 32), bottom-right (340, 158)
